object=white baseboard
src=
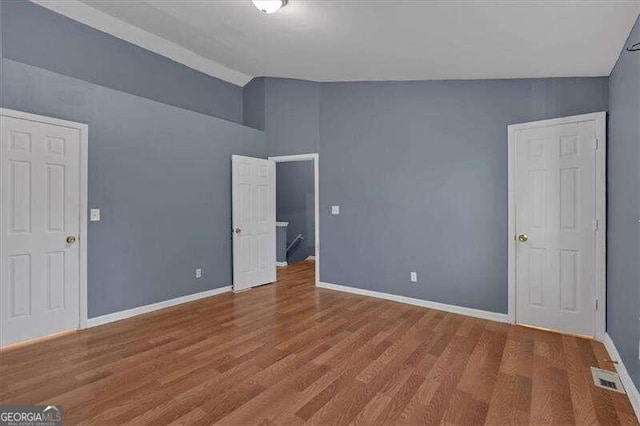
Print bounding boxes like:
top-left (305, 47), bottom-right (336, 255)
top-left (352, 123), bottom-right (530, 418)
top-left (87, 286), bottom-right (232, 328)
top-left (317, 281), bottom-right (509, 324)
top-left (276, 261), bottom-right (288, 267)
top-left (305, 256), bottom-right (316, 261)
top-left (602, 333), bottom-right (640, 420)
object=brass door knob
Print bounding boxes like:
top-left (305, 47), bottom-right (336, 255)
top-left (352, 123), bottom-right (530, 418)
top-left (517, 234), bottom-right (528, 242)
top-left (66, 236), bottom-right (77, 244)
top-left (234, 227), bottom-right (241, 234)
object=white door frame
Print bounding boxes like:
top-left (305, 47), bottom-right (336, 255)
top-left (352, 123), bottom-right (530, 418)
top-left (0, 108), bottom-right (89, 331)
top-left (268, 153), bottom-right (320, 287)
top-left (507, 111), bottom-right (606, 339)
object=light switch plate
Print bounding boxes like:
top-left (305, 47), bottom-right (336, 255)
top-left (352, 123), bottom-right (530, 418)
top-left (331, 205), bottom-right (340, 215)
top-left (90, 209), bottom-right (101, 222)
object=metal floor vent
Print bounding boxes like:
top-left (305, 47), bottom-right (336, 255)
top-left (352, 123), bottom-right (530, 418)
top-left (591, 367), bottom-right (625, 394)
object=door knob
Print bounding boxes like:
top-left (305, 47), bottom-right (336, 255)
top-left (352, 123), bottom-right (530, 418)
top-left (517, 233), bottom-right (528, 242)
top-left (234, 227), bottom-right (241, 234)
top-left (66, 236), bottom-right (77, 244)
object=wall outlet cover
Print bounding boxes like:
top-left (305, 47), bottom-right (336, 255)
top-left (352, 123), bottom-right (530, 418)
top-left (331, 205), bottom-right (340, 215)
top-left (195, 268), bottom-right (202, 278)
top-left (410, 272), bottom-right (418, 282)
top-left (90, 208), bottom-right (101, 222)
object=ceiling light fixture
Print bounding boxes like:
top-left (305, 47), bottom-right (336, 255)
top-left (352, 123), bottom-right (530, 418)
top-left (252, 0), bottom-right (287, 14)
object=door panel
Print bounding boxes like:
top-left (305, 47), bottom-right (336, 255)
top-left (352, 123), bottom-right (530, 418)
top-left (232, 155), bottom-right (276, 291)
top-left (515, 120), bottom-right (596, 336)
top-left (1, 115), bottom-right (81, 346)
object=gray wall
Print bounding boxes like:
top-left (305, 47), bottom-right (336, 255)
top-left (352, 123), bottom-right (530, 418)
top-left (243, 77), bottom-right (265, 131)
top-left (1, 0), bottom-right (265, 317)
top-left (264, 78), bottom-right (320, 156)
top-left (0, 0), bottom-right (3, 58)
top-left (319, 79), bottom-right (608, 313)
top-left (276, 161), bottom-right (315, 262)
top-left (1, 0), bottom-right (243, 124)
top-left (1, 59), bottom-right (265, 317)
top-left (608, 15), bottom-right (640, 390)
top-left (246, 77), bottom-right (609, 313)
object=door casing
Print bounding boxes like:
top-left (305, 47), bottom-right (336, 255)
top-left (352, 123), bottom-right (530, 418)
top-left (507, 112), bottom-right (606, 339)
top-left (0, 108), bottom-right (89, 342)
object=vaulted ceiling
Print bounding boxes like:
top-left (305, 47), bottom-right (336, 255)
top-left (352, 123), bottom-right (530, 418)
top-left (34, 0), bottom-right (640, 86)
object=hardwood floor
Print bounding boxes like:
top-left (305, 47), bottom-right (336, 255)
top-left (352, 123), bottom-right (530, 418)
top-left (0, 260), bottom-right (637, 425)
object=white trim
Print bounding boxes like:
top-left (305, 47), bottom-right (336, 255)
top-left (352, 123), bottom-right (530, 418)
top-left (269, 154), bottom-right (318, 163)
top-left (87, 286), bottom-right (231, 328)
top-left (305, 256), bottom-right (316, 261)
top-left (29, 0), bottom-right (252, 87)
top-left (269, 153), bottom-right (320, 287)
top-left (0, 108), bottom-right (89, 330)
top-left (276, 222), bottom-right (289, 227)
top-left (507, 112), bottom-right (607, 339)
top-left (318, 281), bottom-right (510, 324)
top-left (276, 261), bottom-right (288, 267)
top-left (602, 333), bottom-right (640, 420)
top-left (593, 113), bottom-right (607, 340)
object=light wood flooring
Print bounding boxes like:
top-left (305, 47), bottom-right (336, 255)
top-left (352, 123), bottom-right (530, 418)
top-left (0, 260), bottom-right (637, 425)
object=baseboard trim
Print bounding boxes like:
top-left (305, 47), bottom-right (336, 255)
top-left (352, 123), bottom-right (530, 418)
top-left (276, 261), bottom-right (288, 267)
top-left (87, 286), bottom-right (232, 328)
top-left (602, 333), bottom-right (640, 420)
top-left (317, 281), bottom-right (509, 324)
top-left (305, 256), bottom-right (316, 261)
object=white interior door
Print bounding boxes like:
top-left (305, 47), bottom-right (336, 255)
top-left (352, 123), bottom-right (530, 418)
top-left (1, 115), bottom-right (82, 346)
top-left (232, 155), bottom-right (276, 291)
top-left (514, 119), bottom-right (597, 336)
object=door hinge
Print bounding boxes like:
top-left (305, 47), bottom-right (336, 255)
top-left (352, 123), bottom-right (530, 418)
top-left (593, 219), bottom-right (599, 231)
top-left (594, 298), bottom-right (598, 311)
top-left (593, 139), bottom-right (599, 150)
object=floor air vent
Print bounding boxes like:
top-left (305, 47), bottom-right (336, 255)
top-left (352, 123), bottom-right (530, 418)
top-left (591, 367), bottom-right (625, 394)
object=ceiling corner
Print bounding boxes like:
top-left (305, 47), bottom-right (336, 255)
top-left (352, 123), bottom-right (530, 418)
top-left (28, 0), bottom-right (253, 87)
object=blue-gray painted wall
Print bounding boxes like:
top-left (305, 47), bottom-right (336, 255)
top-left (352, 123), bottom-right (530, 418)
top-left (276, 161), bottom-right (315, 262)
top-left (264, 78), bottom-right (320, 156)
top-left (1, 59), bottom-right (265, 317)
top-left (1, 0), bottom-right (265, 317)
top-left (1, 0), bottom-right (243, 124)
top-left (243, 77), bottom-right (265, 131)
top-left (250, 77), bottom-right (609, 314)
top-left (608, 15), bottom-right (640, 391)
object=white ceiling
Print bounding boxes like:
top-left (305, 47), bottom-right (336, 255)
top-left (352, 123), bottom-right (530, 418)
top-left (38, 0), bottom-right (640, 86)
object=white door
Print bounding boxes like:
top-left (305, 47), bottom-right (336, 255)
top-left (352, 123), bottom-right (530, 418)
top-left (232, 155), bottom-right (276, 291)
top-left (514, 118), bottom-right (598, 337)
top-left (1, 115), bottom-right (82, 346)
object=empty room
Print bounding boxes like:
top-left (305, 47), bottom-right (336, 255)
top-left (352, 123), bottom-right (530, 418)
top-left (0, 0), bottom-right (639, 424)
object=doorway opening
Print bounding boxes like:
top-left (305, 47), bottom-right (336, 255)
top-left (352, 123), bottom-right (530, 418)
top-left (269, 154), bottom-right (319, 287)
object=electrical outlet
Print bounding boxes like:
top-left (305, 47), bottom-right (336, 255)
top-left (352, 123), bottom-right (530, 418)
top-left (331, 205), bottom-right (340, 215)
top-left (410, 272), bottom-right (418, 283)
top-left (195, 268), bottom-right (202, 278)
top-left (90, 208), bottom-right (101, 222)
